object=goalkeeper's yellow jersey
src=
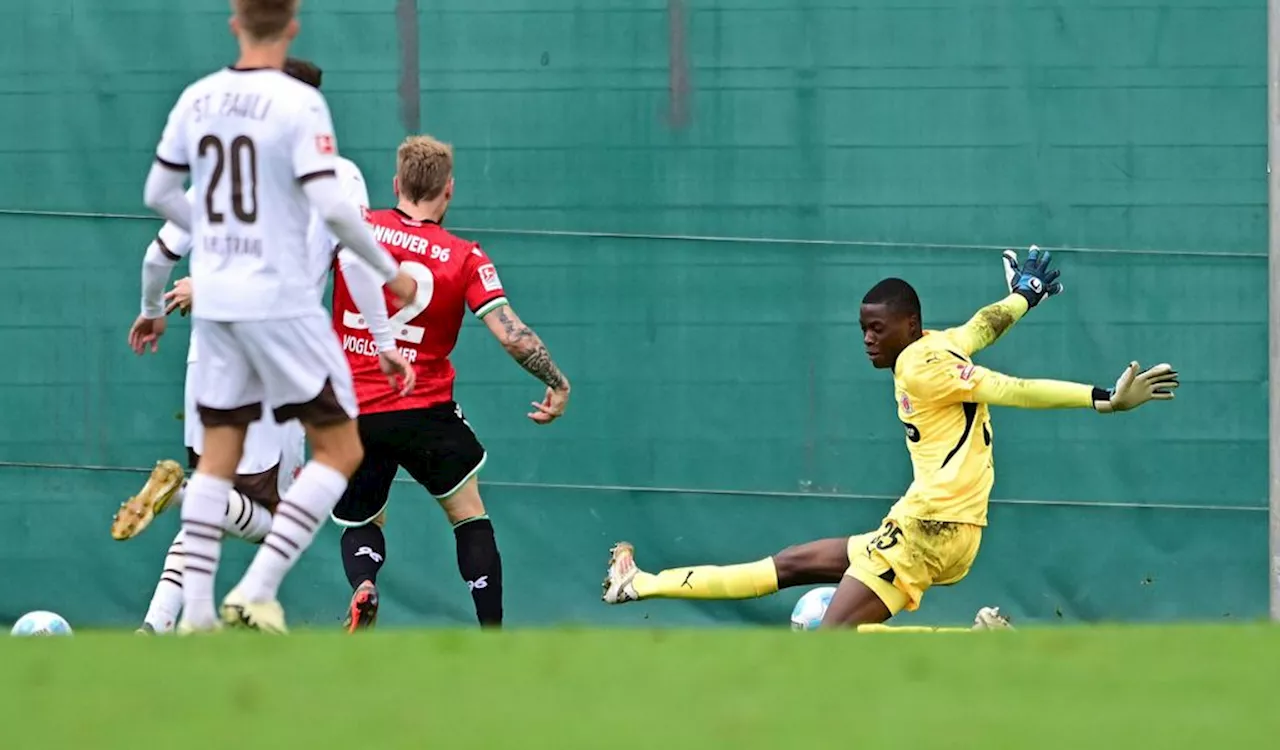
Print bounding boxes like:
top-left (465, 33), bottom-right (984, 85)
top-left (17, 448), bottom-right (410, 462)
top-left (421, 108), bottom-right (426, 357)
top-left (890, 328), bottom-right (996, 527)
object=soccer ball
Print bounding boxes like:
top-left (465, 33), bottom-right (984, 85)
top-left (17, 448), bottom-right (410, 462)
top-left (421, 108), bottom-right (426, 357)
top-left (789, 586), bottom-right (836, 630)
top-left (10, 611), bottom-right (73, 637)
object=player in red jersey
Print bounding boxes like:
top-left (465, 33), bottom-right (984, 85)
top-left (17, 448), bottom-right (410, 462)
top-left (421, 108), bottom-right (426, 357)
top-left (330, 135), bottom-right (571, 631)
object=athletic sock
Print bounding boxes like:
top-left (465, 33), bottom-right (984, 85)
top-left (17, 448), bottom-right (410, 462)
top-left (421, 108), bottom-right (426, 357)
top-left (454, 516), bottom-right (503, 627)
top-left (179, 472), bottom-right (230, 627)
top-left (237, 461), bottom-right (347, 602)
top-left (632, 558), bottom-right (779, 600)
top-left (340, 524), bottom-right (387, 589)
top-left (223, 488), bottom-right (273, 543)
top-left (143, 530), bottom-right (186, 633)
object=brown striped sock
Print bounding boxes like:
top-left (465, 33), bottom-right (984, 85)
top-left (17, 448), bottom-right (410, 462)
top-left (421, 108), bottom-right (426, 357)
top-left (179, 472), bottom-right (230, 628)
top-left (237, 461), bottom-right (347, 602)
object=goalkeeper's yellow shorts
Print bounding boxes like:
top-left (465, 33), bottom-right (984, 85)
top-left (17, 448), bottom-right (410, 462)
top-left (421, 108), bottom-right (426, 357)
top-left (845, 515), bottom-right (983, 614)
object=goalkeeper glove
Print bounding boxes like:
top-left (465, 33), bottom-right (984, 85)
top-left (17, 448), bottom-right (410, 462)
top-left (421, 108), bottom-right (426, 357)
top-left (1003, 245), bottom-right (1064, 308)
top-left (1091, 361), bottom-right (1179, 413)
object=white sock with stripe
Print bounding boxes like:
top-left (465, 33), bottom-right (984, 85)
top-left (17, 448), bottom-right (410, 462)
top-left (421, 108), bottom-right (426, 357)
top-left (178, 472), bottom-right (229, 629)
top-left (143, 530), bottom-right (186, 633)
top-left (224, 488), bottom-right (273, 543)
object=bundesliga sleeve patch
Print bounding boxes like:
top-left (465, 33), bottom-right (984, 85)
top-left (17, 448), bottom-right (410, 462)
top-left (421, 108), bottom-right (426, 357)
top-left (315, 134), bottom-right (335, 154)
top-left (478, 263), bottom-right (503, 292)
top-left (956, 364), bottom-right (975, 381)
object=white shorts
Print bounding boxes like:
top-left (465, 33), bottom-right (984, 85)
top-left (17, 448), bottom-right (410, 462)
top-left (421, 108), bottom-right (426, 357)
top-left (185, 360), bottom-right (307, 490)
top-left (190, 313), bottom-right (357, 427)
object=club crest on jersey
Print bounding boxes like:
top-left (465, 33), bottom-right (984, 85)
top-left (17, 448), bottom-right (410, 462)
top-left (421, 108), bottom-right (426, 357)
top-left (899, 394), bottom-right (913, 414)
top-left (478, 263), bottom-right (502, 292)
top-left (315, 134), bottom-right (335, 155)
top-left (956, 364), bottom-right (975, 381)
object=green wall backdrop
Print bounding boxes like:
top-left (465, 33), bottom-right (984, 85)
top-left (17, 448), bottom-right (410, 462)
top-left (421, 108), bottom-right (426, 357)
top-left (0, 0), bottom-right (1266, 628)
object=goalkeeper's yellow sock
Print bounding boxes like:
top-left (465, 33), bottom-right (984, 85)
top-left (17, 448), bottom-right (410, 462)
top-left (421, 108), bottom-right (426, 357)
top-left (856, 624), bottom-right (973, 634)
top-left (632, 558), bottom-right (778, 600)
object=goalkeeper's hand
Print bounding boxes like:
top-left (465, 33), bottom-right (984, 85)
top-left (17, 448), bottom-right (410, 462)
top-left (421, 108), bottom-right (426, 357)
top-left (1003, 245), bottom-right (1063, 308)
top-left (1092, 361), bottom-right (1180, 413)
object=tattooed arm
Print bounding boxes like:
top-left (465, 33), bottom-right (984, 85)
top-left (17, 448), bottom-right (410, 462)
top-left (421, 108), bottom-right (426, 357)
top-left (483, 305), bottom-right (570, 423)
top-left (944, 293), bottom-right (1030, 356)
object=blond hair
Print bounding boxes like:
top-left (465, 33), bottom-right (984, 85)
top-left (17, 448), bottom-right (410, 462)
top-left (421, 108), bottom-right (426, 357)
top-left (232, 0), bottom-right (298, 42)
top-left (396, 135), bottom-right (453, 203)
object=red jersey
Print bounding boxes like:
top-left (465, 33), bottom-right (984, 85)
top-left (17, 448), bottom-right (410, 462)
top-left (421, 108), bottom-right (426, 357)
top-left (332, 208), bottom-right (508, 414)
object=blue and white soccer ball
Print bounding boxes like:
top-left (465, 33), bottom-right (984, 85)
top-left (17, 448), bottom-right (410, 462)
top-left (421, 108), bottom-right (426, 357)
top-left (10, 610), bottom-right (73, 637)
top-left (790, 586), bottom-right (836, 630)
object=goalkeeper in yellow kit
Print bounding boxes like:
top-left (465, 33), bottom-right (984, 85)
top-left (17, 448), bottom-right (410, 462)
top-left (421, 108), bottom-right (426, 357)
top-left (601, 248), bottom-right (1179, 630)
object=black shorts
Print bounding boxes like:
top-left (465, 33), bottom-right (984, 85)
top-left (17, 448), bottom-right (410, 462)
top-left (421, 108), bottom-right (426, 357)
top-left (330, 402), bottom-right (486, 526)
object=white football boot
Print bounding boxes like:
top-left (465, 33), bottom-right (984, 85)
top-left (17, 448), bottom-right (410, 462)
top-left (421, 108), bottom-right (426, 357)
top-left (601, 542), bottom-right (641, 604)
top-left (221, 588), bottom-right (288, 634)
top-left (175, 618), bottom-right (222, 636)
top-left (972, 606), bottom-right (1014, 631)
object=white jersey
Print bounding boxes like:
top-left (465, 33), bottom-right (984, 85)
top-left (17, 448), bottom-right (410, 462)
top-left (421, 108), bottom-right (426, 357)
top-left (154, 157), bottom-right (369, 364)
top-left (154, 67), bottom-right (341, 321)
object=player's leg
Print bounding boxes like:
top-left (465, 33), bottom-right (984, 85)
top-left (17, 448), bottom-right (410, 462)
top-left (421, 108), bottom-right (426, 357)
top-left (824, 518), bottom-right (1011, 631)
top-left (340, 510), bottom-right (388, 632)
top-left (138, 530), bottom-right (186, 634)
top-left (403, 403), bottom-right (502, 628)
top-left (223, 315), bottom-right (365, 633)
top-left (110, 358), bottom-right (203, 541)
top-left (227, 471), bottom-right (280, 543)
top-left (819, 575), bottom-right (895, 629)
top-left (224, 417), bottom-right (361, 632)
top-left (180, 319), bottom-right (258, 633)
top-left (134, 440), bottom-right (201, 633)
top-left (134, 430), bottom-right (285, 635)
top-left (330, 425), bottom-right (398, 632)
top-left (438, 476), bottom-right (502, 627)
top-left (137, 485), bottom-right (272, 636)
top-left (226, 414), bottom-right (298, 543)
top-left (602, 537), bottom-right (851, 604)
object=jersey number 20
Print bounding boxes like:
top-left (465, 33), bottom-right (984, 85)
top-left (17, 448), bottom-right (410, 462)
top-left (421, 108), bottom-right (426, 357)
top-left (199, 135), bottom-right (258, 224)
top-left (342, 260), bottom-right (435, 345)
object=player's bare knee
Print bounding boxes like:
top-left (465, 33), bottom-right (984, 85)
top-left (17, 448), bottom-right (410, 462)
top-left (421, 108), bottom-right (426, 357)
top-left (304, 420), bottom-right (364, 477)
top-left (372, 509), bottom-right (387, 528)
top-left (318, 442), bottom-right (363, 477)
top-left (196, 422), bottom-right (251, 479)
top-left (438, 476), bottom-right (484, 525)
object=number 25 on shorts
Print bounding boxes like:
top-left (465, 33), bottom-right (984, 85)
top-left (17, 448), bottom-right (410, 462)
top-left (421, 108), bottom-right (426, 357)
top-left (869, 521), bottom-right (904, 553)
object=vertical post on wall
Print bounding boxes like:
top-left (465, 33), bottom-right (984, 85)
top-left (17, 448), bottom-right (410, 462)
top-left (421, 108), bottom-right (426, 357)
top-left (396, 0), bottom-right (421, 133)
top-left (1268, 0), bottom-right (1280, 621)
top-left (667, 0), bottom-right (690, 129)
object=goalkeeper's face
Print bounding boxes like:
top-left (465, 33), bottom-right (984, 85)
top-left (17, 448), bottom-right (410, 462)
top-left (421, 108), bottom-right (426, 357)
top-left (859, 303), bottom-right (917, 370)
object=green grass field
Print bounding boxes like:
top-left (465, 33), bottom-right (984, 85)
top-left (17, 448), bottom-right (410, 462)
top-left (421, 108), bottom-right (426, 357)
top-left (0, 626), bottom-right (1276, 748)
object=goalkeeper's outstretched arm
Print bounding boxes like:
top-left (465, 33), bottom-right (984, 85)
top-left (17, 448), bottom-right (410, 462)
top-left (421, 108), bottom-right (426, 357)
top-left (968, 362), bottom-right (1180, 414)
top-left (946, 293), bottom-right (1031, 356)
top-left (947, 245), bottom-right (1067, 356)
